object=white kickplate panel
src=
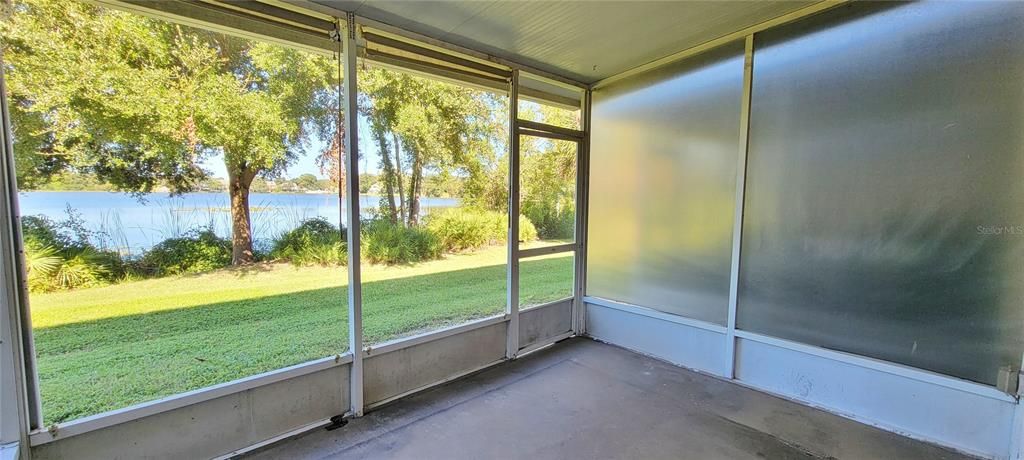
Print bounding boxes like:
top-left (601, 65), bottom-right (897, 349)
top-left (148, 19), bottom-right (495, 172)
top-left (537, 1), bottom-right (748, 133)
top-left (32, 365), bottom-right (350, 460)
top-left (734, 337), bottom-right (1016, 459)
top-left (586, 302), bottom-right (729, 377)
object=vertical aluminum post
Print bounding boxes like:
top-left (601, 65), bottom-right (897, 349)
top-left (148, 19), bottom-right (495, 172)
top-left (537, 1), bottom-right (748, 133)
top-left (0, 50), bottom-right (38, 451)
top-left (1009, 353), bottom-right (1024, 458)
top-left (572, 89), bottom-right (592, 335)
top-left (341, 14), bottom-right (364, 416)
top-left (725, 35), bottom-right (755, 379)
top-left (506, 70), bottom-right (520, 359)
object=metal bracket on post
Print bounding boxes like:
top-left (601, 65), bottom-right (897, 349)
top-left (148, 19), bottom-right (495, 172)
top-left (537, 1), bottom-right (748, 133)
top-left (998, 365), bottom-right (1021, 397)
top-left (323, 413), bottom-right (348, 431)
top-left (506, 70), bottom-right (520, 360)
top-left (346, 11), bottom-right (356, 40)
top-left (340, 12), bottom-right (364, 417)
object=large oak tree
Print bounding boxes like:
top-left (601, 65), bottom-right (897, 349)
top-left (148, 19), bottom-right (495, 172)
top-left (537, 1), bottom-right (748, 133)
top-left (1, 0), bottom-right (340, 263)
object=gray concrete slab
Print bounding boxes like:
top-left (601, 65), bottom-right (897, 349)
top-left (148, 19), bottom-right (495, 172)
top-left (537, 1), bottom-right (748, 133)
top-left (248, 338), bottom-right (973, 460)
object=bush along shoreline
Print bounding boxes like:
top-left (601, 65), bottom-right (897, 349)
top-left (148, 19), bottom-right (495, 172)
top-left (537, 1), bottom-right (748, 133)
top-left (21, 208), bottom-right (543, 293)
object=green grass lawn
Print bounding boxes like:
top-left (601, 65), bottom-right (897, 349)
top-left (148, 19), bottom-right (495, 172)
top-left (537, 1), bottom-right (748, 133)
top-left (30, 244), bottom-right (574, 424)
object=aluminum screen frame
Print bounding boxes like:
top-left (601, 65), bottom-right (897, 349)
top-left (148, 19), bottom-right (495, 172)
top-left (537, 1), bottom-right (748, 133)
top-left (737, 1), bottom-right (1024, 386)
top-left (587, 42), bottom-right (745, 325)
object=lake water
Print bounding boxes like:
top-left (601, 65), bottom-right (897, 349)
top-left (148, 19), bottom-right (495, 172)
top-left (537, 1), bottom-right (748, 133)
top-left (18, 191), bottom-right (458, 254)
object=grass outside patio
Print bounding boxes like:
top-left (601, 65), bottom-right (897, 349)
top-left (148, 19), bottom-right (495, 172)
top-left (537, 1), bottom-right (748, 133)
top-left (31, 244), bottom-right (574, 424)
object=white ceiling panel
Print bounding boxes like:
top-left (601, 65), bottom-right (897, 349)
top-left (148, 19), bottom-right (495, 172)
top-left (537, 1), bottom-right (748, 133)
top-left (315, 0), bottom-right (817, 84)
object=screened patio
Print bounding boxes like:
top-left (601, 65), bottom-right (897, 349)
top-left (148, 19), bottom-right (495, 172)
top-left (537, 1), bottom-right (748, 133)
top-left (1, 1), bottom-right (1022, 459)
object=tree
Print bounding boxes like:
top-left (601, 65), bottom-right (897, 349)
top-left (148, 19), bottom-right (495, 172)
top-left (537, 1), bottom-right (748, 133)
top-left (423, 172), bottom-right (464, 198)
top-left (315, 131), bottom-right (346, 202)
top-left (518, 104), bottom-right (579, 239)
top-left (358, 173), bottom-right (378, 194)
top-left (369, 119), bottom-right (398, 223)
top-left (1, 0), bottom-right (340, 263)
top-left (315, 178), bottom-right (334, 192)
top-left (392, 133), bottom-right (406, 224)
top-left (358, 67), bottom-right (497, 226)
top-left (520, 136), bottom-right (576, 238)
top-left (294, 173), bottom-right (319, 191)
top-left (197, 177), bottom-right (227, 192)
top-left (460, 95), bottom-right (509, 213)
top-left (250, 177), bottom-right (272, 193)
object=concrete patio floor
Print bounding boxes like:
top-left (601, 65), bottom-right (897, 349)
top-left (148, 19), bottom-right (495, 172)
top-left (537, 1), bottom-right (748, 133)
top-left (248, 338), bottom-right (972, 460)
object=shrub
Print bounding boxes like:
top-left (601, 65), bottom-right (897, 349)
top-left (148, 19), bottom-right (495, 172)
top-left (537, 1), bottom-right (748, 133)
top-left (21, 215), bottom-right (70, 249)
top-left (49, 247), bottom-right (111, 289)
top-left (23, 241), bottom-right (61, 277)
top-left (517, 214), bottom-right (539, 243)
top-left (139, 229), bottom-right (231, 275)
top-left (251, 238), bottom-right (274, 262)
top-left (425, 208), bottom-right (502, 252)
top-left (426, 208), bottom-right (537, 252)
top-left (25, 246), bottom-right (102, 293)
top-left (523, 203), bottom-right (574, 240)
top-left (270, 218), bottom-right (346, 266)
top-left (361, 219), bottom-right (442, 265)
top-left (24, 241), bottom-right (63, 293)
top-left (20, 215), bottom-right (123, 292)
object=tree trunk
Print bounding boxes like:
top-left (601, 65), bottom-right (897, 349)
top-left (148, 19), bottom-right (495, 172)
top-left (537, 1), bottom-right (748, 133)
top-left (326, 122), bottom-right (346, 206)
top-left (407, 148), bottom-right (423, 227)
top-left (336, 134), bottom-right (346, 204)
top-left (374, 128), bottom-right (398, 223)
top-left (227, 165), bottom-right (257, 265)
top-left (393, 134), bottom-right (406, 226)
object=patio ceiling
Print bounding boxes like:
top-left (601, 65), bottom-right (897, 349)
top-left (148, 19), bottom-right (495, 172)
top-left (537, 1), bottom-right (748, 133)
top-left (311, 0), bottom-right (817, 84)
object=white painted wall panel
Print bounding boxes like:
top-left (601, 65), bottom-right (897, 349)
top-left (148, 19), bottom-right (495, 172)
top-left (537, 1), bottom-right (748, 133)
top-left (585, 301), bottom-right (1019, 458)
top-left (586, 302), bottom-right (728, 377)
top-left (735, 337), bottom-right (1016, 459)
